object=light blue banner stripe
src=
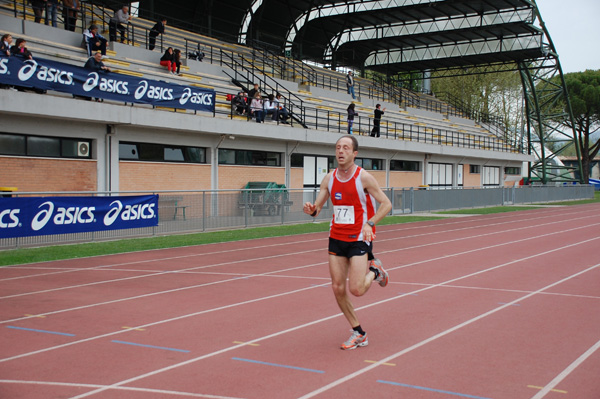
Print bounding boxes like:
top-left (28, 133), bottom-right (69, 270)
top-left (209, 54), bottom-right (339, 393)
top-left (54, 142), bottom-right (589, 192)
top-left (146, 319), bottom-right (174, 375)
top-left (377, 380), bottom-right (492, 399)
top-left (112, 340), bottom-right (190, 353)
top-left (232, 357), bottom-right (325, 374)
top-left (6, 326), bottom-right (75, 337)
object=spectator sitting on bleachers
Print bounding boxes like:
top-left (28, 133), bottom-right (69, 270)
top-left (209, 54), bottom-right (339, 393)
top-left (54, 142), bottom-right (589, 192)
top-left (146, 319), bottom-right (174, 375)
top-left (148, 17), bottom-right (166, 51)
top-left (160, 47), bottom-right (177, 74)
top-left (173, 49), bottom-right (182, 75)
top-left (274, 93), bottom-right (290, 124)
top-left (83, 25), bottom-right (108, 57)
top-left (10, 38), bottom-right (32, 60)
top-left (84, 51), bottom-right (111, 73)
top-left (250, 92), bottom-right (264, 123)
top-left (109, 5), bottom-right (132, 43)
top-left (264, 94), bottom-right (279, 122)
top-left (1, 34), bottom-right (12, 56)
top-left (232, 91), bottom-right (247, 115)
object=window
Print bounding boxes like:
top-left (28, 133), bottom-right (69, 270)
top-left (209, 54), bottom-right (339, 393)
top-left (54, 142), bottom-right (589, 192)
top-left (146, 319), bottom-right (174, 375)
top-left (218, 149), bottom-right (281, 166)
top-left (0, 133), bottom-right (91, 159)
top-left (355, 158), bottom-right (384, 170)
top-left (0, 134), bottom-right (25, 155)
top-left (469, 165), bottom-right (481, 174)
top-left (390, 160), bottom-right (420, 172)
top-left (504, 167), bottom-right (521, 175)
top-left (119, 142), bottom-right (206, 163)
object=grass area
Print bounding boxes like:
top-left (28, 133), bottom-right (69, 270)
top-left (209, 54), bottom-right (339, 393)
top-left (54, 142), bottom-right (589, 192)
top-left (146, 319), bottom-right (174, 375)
top-left (436, 206), bottom-right (543, 215)
top-left (0, 215), bottom-right (441, 267)
top-left (540, 190), bottom-right (600, 206)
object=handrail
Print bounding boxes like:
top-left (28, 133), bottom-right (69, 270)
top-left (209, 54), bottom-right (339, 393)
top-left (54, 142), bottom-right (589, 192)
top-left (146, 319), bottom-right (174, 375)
top-left (219, 49), bottom-right (307, 128)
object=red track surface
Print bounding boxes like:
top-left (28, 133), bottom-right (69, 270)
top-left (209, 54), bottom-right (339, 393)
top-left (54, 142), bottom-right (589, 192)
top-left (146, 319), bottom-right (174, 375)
top-left (1, 204), bottom-right (599, 399)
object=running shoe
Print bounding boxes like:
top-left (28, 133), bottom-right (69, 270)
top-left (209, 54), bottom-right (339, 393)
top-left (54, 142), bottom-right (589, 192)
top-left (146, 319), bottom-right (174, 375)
top-left (369, 258), bottom-right (389, 287)
top-left (341, 330), bottom-right (368, 350)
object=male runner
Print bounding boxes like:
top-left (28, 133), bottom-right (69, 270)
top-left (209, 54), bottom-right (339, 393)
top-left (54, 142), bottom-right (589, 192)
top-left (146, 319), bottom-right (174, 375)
top-left (303, 135), bottom-right (392, 349)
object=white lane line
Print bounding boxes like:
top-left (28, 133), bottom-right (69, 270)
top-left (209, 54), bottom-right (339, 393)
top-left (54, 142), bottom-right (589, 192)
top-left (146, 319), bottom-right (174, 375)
top-left (2, 219), bottom-right (598, 326)
top-left (529, 338), bottom-right (600, 399)
top-left (64, 237), bottom-right (600, 398)
top-left (0, 379), bottom-right (245, 399)
top-left (297, 261), bottom-right (600, 399)
top-left (0, 207), bottom-right (589, 284)
top-left (1, 211), bottom-right (595, 303)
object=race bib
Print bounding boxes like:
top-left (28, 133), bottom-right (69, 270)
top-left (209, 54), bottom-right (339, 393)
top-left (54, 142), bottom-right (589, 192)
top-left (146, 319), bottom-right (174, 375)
top-left (334, 206), bottom-right (355, 224)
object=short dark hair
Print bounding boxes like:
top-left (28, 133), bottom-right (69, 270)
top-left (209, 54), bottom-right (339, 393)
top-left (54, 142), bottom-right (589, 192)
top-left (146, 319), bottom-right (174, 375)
top-left (376, 104), bottom-right (381, 108)
top-left (89, 24), bottom-right (98, 30)
top-left (336, 135), bottom-right (359, 152)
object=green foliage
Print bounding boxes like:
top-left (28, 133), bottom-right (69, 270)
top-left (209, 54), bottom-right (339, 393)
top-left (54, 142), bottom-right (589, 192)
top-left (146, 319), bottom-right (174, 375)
top-left (560, 70), bottom-right (600, 182)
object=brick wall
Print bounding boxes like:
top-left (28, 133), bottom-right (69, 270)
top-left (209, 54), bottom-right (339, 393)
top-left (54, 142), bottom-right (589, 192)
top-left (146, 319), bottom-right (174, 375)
top-left (218, 165), bottom-right (286, 189)
top-left (389, 171), bottom-right (422, 188)
top-left (0, 156), bottom-right (97, 192)
top-left (119, 162), bottom-right (212, 191)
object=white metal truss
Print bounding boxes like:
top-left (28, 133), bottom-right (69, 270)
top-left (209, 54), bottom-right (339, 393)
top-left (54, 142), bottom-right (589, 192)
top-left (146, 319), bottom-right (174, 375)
top-left (323, 8), bottom-right (534, 65)
top-left (278, 0), bottom-right (445, 53)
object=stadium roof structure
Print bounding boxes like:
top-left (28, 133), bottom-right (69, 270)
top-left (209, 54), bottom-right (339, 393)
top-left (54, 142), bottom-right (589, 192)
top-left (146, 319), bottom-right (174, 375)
top-left (139, 0), bottom-right (583, 183)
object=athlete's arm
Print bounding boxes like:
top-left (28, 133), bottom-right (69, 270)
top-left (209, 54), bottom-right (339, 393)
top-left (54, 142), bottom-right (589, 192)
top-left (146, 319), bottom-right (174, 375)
top-left (361, 171), bottom-right (392, 225)
top-left (303, 172), bottom-right (332, 217)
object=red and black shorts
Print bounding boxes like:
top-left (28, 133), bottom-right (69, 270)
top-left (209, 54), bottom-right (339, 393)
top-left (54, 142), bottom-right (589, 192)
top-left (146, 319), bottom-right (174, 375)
top-left (328, 237), bottom-right (373, 259)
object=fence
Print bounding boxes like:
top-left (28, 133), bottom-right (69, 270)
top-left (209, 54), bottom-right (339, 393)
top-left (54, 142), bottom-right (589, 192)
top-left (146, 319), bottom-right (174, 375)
top-left (0, 185), bottom-right (593, 249)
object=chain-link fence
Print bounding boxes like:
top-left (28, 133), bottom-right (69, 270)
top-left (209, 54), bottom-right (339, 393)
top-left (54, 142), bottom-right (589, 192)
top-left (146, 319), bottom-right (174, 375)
top-left (0, 185), bottom-right (593, 249)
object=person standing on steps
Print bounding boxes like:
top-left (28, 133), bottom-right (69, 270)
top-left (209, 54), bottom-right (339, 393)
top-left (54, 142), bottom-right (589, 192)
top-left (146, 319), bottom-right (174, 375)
top-left (303, 135), bottom-right (392, 350)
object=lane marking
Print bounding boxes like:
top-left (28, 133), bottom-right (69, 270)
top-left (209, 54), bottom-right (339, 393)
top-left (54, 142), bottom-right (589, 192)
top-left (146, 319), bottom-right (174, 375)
top-left (111, 340), bottom-right (190, 353)
top-left (377, 380), bottom-right (492, 399)
top-left (0, 379), bottom-right (244, 398)
top-left (6, 326), bottom-right (75, 337)
top-left (498, 302), bottom-right (520, 306)
top-left (3, 218), bottom-right (598, 329)
top-left (24, 314), bottom-right (46, 318)
top-left (364, 360), bottom-right (395, 366)
top-left (296, 261), bottom-right (600, 399)
top-left (231, 357), bottom-right (325, 374)
top-left (1, 209), bottom-right (593, 301)
top-left (529, 337), bottom-right (600, 399)
top-left (232, 341), bottom-right (260, 347)
top-left (65, 244), bottom-right (600, 399)
top-left (121, 326), bottom-right (146, 331)
top-left (527, 385), bottom-right (567, 394)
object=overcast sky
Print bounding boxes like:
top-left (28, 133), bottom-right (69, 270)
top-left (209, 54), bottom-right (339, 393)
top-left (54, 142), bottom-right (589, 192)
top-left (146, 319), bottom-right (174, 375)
top-left (535, 0), bottom-right (600, 73)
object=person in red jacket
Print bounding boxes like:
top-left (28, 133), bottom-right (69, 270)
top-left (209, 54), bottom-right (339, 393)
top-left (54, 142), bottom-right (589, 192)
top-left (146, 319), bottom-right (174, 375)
top-left (303, 135), bottom-right (392, 350)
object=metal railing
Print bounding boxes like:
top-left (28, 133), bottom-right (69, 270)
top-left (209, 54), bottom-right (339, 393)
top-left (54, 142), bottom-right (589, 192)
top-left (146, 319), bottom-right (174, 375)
top-left (0, 185), bottom-right (593, 249)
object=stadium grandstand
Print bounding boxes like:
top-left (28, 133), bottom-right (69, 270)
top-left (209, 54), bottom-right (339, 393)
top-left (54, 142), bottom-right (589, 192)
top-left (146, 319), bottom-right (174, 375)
top-left (0, 0), bottom-right (591, 246)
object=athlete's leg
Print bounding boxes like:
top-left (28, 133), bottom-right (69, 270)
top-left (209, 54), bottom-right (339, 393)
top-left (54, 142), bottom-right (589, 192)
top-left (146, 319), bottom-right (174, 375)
top-left (347, 253), bottom-right (376, 297)
top-left (329, 254), bottom-right (360, 327)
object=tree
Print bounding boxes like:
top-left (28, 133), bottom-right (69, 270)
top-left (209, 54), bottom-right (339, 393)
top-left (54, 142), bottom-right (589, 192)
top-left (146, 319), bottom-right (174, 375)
top-left (431, 65), bottom-right (524, 147)
top-left (561, 70), bottom-right (600, 183)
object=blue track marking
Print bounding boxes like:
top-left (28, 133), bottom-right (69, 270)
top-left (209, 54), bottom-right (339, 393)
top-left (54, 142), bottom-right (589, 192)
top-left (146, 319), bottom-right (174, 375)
top-left (6, 326), bottom-right (75, 337)
top-left (377, 380), bottom-right (493, 399)
top-left (111, 340), bottom-right (190, 353)
top-left (232, 357), bottom-right (325, 374)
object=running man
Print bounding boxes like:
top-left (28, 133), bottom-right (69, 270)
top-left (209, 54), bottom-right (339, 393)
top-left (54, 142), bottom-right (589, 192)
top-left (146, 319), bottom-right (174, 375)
top-left (303, 135), bottom-right (392, 350)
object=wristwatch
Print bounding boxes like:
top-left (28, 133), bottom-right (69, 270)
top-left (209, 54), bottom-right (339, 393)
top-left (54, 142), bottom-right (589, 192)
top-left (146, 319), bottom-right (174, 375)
top-left (367, 220), bottom-right (375, 227)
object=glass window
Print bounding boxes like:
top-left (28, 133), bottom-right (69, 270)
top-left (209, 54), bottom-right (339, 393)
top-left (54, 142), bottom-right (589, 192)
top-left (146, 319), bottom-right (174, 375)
top-left (0, 134), bottom-right (26, 155)
top-left (291, 153), bottom-right (303, 167)
top-left (119, 143), bottom-right (139, 160)
top-left (505, 167), bottom-right (521, 175)
top-left (164, 147), bottom-right (185, 162)
top-left (185, 147), bottom-right (205, 163)
top-left (218, 149), bottom-right (235, 164)
top-left (470, 165), bottom-right (481, 174)
top-left (28, 136), bottom-right (60, 157)
top-left (390, 160), bottom-right (420, 171)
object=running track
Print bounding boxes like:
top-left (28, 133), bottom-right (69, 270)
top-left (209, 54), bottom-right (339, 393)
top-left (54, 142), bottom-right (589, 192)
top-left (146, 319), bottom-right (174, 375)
top-left (1, 204), bottom-right (599, 399)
